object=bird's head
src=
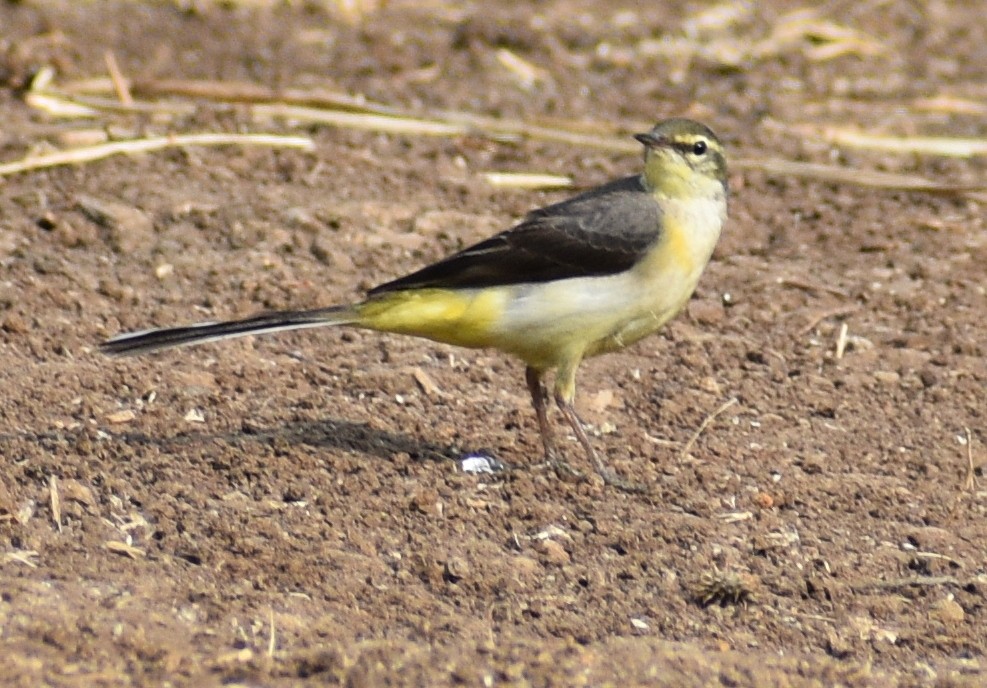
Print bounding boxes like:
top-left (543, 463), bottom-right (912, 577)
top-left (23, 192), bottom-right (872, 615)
top-left (634, 118), bottom-right (728, 201)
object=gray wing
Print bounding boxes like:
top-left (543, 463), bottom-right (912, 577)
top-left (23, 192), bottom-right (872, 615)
top-left (369, 175), bottom-right (662, 295)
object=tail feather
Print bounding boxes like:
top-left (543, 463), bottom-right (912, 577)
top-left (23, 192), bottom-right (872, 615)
top-left (101, 305), bottom-right (357, 356)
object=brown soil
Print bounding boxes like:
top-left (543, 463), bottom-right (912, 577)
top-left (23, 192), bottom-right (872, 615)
top-left (1, 2), bottom-right (986, 686)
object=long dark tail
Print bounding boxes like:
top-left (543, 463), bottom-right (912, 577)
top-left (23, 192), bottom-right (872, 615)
top-left (101, 305), bottom-right (358, 356)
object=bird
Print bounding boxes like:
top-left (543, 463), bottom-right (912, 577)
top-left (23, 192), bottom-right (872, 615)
top-left (102, 117), bottom-right (729, 488)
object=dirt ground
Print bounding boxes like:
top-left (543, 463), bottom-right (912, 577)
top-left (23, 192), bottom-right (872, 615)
top-left (1, 1), bottom-right (986, 685)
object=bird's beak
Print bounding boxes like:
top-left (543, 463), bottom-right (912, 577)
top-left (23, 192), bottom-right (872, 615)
top-left (634, 132), bottom-right (669, 149)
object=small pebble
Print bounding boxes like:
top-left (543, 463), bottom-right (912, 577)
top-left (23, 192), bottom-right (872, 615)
top-left (460, 454), bottom-right (507, 474)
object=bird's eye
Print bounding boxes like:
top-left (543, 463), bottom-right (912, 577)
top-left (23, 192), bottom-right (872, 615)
top-left (692, 140), bottom-right (708, 156)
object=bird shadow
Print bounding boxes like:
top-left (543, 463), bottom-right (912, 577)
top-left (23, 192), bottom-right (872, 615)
top-left (135, 417), bottom-right (464, 464)
top-left (0, 417), bottom-right (465, 466)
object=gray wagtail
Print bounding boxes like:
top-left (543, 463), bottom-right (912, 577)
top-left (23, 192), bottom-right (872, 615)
top-left (102, 118), bottom-right (728, 487)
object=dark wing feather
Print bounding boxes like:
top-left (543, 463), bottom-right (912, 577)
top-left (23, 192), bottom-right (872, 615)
top-left (369, 175), bottom-right (662, 295)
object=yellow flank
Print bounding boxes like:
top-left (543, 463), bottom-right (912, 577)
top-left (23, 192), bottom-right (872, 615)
top-left (648, 214), bottom-right (694, 276)
top-left (355, 287), bottom-right (509, 348)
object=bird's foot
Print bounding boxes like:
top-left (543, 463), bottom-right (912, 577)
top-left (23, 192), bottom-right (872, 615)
top-left (594, 465), bottom-right (648, 494)
top-left (549, 459), bottom-right (585, 482)
top-left (539, 456), bottom-right (646, 494)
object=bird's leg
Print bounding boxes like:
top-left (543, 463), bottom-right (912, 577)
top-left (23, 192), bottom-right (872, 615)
top-left (552, 389), bottom-right (601, 476)
top-left (525, 366), bottom-right (556, 461)
top-left (553, 363), bottom-right (645, 493)
top-left (527, 365), bottom-right (581, 481)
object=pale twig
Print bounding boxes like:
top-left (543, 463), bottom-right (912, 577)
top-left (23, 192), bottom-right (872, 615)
top-left (680, 397), bottom-right (738, 460)
top-left (849, 576), bottom-right (961, 592)
top-left (268, 607), bottom-right (277, 657)
top-left (24, 91), bottom-right (98, 118)
top-left (963, 427), bottom-right (978, 492)
top-left (126, 78), bottom-right (403, 115)
top-left (495, 48), bottom-right (548, 91)
top-left (4, 550), bottom-right (39, 568)
top-left (0, 132), bottom-right (314, 178)
top-left (912, 95), bottom-right (987, 116)
top-left (835, 322), bottom-right (849, 360)
top-left (778, 276), bottom-right (849, 298)
top-left (483, 172), bottom-right (572, 190)
top-left (733, 157), bottom-right (985, 195)
top-left (254, 104), bottom-right (469, 137)
top-left (799, 305), bottom-right (860, 336)
top-left (803, 125), bottom-right (987, 158)
top-left (40, 90), bottom-right (196, 116)
top-left (104, 51), bottom-right (133, 106)
top-left (49, 475), bottom-right (62, 533)
top-left (105, 540), bottom-right (145, 559)
top-left (911, 551), bottom-right (962, 568)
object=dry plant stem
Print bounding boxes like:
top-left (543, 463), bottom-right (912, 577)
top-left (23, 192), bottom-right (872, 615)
top-left (913, 95), bottom-right (987, 116)
top-left (132, 78), bottom-right (401, 114)
top-left (732, 157), bottom-right (985, 195)
top-left (799, 305), bottom-right (860, 335)
top-left (0, 133), bottom-right (314, 177)
top-left (964, 427), bottom-right (977, 492)
top-left (849, 576), bottom-right (961, 592)
top-left (807, 126), bottom-right (987, 157)
top-left (49, 475), bottom-right (61, 533)
top-left (268, 607), bottom-right (276, 658)
top-left (256, 104), bottom-right (470, 137)
top-left (104, 50), bottom-right (133, 105)
top-left (483, 172), bottom-right (572, 190)
top-left (835, 322), bottom-right (849, 360)
top-left (680, 397), bottom-right (738, 460)
top-left (779, 277), bottom-right (849, 298)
